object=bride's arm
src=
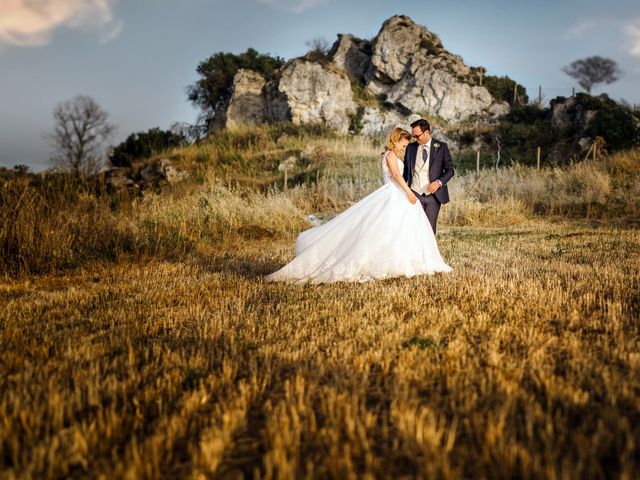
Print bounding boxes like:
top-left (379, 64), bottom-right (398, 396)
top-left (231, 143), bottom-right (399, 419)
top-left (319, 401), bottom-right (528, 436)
top-left (386, 151), bottom-right (417, 204)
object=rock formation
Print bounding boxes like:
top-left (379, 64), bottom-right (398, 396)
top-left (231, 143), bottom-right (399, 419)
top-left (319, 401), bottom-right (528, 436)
top-left (224, 69), bottom-right (267, 129)
top-left (329, 34), bottom-right (371, 83)
top-left (362, 16), bottom-right (499, 124)
top-left (104, 158), bottom-right (187, 190)
top-left (209, 15), bottom-right (509, 137)
top-left (276, 59), bottom-right (357, 134)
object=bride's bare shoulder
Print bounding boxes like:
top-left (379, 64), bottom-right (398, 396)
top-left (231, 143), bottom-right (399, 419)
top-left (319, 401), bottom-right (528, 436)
top-left (385, 150), bottom-right (399, 161)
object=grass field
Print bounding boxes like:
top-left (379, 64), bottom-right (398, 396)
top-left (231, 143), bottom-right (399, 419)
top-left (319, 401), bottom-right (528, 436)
top-left (1, 129), bottom-right (639, 478)
top-left (2, 221), bottom-right (638, 479)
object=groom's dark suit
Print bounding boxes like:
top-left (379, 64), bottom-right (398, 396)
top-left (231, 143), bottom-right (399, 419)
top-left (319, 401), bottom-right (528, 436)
top-left (403, 139), bottom-right (454, 234)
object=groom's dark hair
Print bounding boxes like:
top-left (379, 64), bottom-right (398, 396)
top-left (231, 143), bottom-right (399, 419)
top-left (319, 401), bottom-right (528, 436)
top-left (410, 119), bottom-right (431, 132)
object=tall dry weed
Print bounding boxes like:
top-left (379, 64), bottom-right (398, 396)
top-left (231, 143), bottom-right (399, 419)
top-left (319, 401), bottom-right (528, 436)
top-left (0, 177), bottom-right (139, 275)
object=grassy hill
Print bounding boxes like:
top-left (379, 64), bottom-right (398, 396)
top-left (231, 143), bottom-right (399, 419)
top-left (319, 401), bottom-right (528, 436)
top-left (1, 124), bottom-right (638, 276)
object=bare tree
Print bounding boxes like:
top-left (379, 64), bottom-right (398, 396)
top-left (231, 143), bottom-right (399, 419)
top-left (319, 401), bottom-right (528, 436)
top-left (562, 56), bottom-right (621, 94)
top-left (305, 36), bottom-right (331, 61)
top-left (305, 36), bottom-right (330, 54)
top-left (49, 95), bottom-right (117, 176)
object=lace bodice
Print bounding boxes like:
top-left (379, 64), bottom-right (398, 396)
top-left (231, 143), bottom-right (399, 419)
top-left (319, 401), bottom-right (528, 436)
top-left (381, 150), bottom-right (404, 184)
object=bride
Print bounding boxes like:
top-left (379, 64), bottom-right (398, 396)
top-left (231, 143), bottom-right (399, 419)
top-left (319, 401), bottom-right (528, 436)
top-left (267, 128), bottom-right (452, 283)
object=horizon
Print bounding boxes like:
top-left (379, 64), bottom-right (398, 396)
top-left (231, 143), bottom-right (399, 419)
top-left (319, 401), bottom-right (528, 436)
top-left (1, 0), bottom-right (639, 172)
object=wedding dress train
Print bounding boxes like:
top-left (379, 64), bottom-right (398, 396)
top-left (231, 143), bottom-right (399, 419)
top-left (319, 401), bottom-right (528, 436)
top-left (266, 152), bottom-right (452, 283)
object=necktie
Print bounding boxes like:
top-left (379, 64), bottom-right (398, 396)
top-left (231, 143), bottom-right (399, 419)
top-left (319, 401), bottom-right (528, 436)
top-left (422, 146), bottom-right (430, 186)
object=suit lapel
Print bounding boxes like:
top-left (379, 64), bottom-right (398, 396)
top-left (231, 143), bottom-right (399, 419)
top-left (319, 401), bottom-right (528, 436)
top-left (410, 143), bottom-right (418, 171)
top-left (429, 140), bottom-right (438, 178)
top-left (406, 143), bottom-right (418, 186)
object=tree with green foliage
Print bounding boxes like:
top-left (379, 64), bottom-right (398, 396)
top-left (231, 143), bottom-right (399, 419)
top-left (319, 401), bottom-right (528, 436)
top-left (187, 48), bottom-right (284, 129)
top-left (109, 128), bottom-right (187, 168)
top-left (483, 75), bottom-right (528, 106)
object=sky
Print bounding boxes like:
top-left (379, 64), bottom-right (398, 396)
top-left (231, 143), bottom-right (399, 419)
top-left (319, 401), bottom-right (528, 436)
top-left (1, 0), bottom-right (639, 171)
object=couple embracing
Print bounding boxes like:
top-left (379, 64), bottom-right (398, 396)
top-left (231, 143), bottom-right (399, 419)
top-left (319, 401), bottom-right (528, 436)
top-left (268, 119), bottom-right (454, 284)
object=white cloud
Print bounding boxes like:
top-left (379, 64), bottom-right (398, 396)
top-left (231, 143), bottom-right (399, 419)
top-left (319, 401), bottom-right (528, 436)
top-left (0, 0), bottom-right (121, 47)
top-left (565, 19), bottom-right (598, 38)
top-left (256, 0), bottom-right (330, 14)
top-left (624, 19), bottom-right (640, 57)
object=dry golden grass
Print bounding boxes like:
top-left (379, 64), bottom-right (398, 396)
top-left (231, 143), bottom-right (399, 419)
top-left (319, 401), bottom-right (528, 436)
top-left (1, 222), bottom-right (639, 479)
top-left (1, 132), bottom-right (639, 478)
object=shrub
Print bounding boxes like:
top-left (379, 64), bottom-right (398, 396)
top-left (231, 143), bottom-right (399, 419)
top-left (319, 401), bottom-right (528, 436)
top-left (483, 75), bottom-right (529, 106)
top-left (587, 108), bottom-right (639, 151)
top-left (110, 128), bottom-right (188, 167)
top-left (495, 106), bottom-right (559, 163)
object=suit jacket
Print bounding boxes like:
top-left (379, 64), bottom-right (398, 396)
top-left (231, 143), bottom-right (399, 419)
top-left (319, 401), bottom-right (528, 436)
top-left (403, 139), bottom-right (455, 204)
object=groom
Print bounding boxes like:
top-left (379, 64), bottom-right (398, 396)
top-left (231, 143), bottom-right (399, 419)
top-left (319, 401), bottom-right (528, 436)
top-left (403, 119), bottom-right (455, 234)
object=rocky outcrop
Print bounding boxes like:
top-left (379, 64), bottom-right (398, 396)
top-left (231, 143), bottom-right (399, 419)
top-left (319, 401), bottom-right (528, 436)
top-left (225, 69), bottom-right (267, 128)
top-left (276, 59), bottom-right (357, 134)
top-left (208, 69), bottom-right (268, 132)
top-left (548, 94), bottom-right (629, 158)
top-left (358, 106), bottom-right (418, 138)
top-left (551, 95), bottom-right (597, 130)
top-left (364, 16), bottom-right (500, 124)
top-left (208, 15), bottom-right (508, 136)
top-left (211, 61), bottom-right (357, 134)
top-left (366, 15), bottom-right (444, 88)
top-left (104, 158), bottom-right (187, 190)
top-left (104, 167), bottom-right (134, 189)
top-left (329, 34), bottom-right (371, 82)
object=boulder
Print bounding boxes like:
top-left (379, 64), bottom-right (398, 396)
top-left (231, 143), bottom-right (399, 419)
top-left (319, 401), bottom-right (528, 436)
top-left (359, 106), bottom-right (419, 137)
top-left (329, 34), bottom-right (372, 82)
top-left (263, 80), bottom-right (291, 122)
top-left (366, 15), bottom-right (446, 89)
top-left (385, 67), bottom-right (493, 123)
top-left (489, 101), bottom-right (510, 119)
top-left (159, 159), bottom-right (188, 184)
top-left (365, 15), bottom-right (495, 123)
top-left (225, 69), bottom-right (267, 128)
top-left (104, 168), bottom-right (134, 189)
top-left (211, 69), bottom-right (267, 130)
top-left (276, 59), bottom-right (357, 134)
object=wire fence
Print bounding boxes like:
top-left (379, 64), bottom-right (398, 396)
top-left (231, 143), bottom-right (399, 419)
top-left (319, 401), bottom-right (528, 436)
top-left (521, 86), bottom-right (579, 107)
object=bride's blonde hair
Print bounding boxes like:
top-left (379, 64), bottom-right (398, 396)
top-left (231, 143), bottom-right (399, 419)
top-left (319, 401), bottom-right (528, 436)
top-left (385, 127), bottom-right (412, 152)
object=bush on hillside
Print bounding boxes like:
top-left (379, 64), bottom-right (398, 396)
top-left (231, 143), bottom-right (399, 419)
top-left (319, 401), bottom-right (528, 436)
top-left (483, 75), bottom-right (529, 106)
top-left (110, 128), bottom-right (188, 168)
top-left (494, 105), bottom-right (559, 163)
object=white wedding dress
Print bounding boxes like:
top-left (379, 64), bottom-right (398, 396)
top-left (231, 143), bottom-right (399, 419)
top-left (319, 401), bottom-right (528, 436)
top-left (266, 151), bottom-right (452, 283)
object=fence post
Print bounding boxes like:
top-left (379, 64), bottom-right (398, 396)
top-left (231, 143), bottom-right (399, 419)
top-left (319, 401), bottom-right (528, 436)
top-left (572, 87), bottom-right (575, 98)
top-left (476, 150), bottom-right (480, 178)
top-left (284, 163), bottom-right (288, 192)
top-left (538, 85), bottom-right (542, 106)
top-left (513, 84), bottom-right (518, 105)
top-left (536, 146), bottom-right (541, 170)
top-left (479, 68), bottom-right (484, 86)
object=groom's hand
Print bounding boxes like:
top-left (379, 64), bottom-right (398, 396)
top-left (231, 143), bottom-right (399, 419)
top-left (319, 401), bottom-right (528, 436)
top-left (427, 180), bottom-right (441, 194)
